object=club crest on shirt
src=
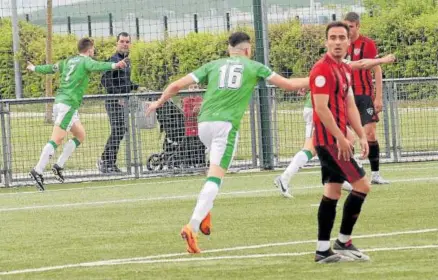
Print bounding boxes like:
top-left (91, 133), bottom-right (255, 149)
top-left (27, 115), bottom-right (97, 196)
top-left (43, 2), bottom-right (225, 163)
top-left (367, 108), bottom-right (374, 115)
top-left (315, 76), bottom-right (326, 87)
top-left (354, 48), bottom-right (361, 56)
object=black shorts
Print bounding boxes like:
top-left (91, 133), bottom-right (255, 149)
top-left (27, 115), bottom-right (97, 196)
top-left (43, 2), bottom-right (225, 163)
top-left (315, 144), bottom-right (366, 185)
top-left (354, 95), bottom-right (379, 126)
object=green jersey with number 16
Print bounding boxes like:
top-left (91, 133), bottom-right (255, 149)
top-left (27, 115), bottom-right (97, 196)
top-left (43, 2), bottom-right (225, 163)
top-left (191, 56), bottom-right (274, 129)
top-left (35, 55), bottom-right (114, 110)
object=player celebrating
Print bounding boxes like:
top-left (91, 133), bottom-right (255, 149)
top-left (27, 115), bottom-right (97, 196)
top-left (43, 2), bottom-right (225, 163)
top-left (344, 12), bottom-right (388, 184)
top-left (146, 32), bottom-right (309, 254)
top-left (310, 21), bottom-right (371, 263)
top-left (28, 38), bottom-right (127, 191)
top-left (275, 54), bottom-right (395, 198)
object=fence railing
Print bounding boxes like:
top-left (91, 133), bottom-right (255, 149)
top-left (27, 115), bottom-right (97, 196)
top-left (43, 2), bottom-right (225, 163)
top-left (1, 77), bottom-right (438, 187)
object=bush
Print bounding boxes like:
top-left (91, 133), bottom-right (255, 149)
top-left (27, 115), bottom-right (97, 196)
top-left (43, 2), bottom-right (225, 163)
top-left (0, 0), bottom-right (437, 99)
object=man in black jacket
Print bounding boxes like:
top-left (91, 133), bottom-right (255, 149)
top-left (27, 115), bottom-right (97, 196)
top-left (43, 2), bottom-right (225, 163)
top-left (98, 32), bottom-right (139, 173)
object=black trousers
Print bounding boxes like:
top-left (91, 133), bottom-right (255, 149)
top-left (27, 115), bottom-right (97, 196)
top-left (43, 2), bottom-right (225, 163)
top-left (101, 101), bottom-right (127, 167)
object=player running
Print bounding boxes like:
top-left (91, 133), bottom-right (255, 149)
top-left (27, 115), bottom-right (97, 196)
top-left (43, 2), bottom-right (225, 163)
top-left (28, 38), bottom-right (127, 191)
top-left (146, 31), bottom-right (309, 254)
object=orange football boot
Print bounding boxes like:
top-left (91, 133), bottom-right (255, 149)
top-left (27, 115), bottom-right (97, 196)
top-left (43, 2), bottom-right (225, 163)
top-left (180, 224), bottom-right (201, 253)
top-left (200, 212), bottom-right (212, 236)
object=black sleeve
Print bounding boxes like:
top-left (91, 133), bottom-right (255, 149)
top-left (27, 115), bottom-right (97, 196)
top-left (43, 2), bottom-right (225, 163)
top-left (101, 55), bottom-right (121, 94)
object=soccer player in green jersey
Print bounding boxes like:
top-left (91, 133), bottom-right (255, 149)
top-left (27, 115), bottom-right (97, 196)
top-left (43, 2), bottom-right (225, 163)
top-left (274, 54), bottom-right (396, 198)
top-left (146, 32), bottom-right (309, 253)
top-left (27, 38), bottom-right (127, 191)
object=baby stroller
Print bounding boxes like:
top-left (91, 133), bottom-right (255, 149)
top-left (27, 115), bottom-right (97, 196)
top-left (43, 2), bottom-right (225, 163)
top-left (146, 99), bottom-right (206, 171)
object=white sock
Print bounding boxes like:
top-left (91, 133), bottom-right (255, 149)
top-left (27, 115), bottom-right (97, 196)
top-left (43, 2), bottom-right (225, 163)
top-left (281, 150), bottom-right (312, 183)
top-left (372, 171), bottom-right (380, 177)
top-left (34, 141), bottom-right (57, 174)
top-left (56, 138), bottom-right (80, 168)
top-left (338, 233), bottom-right (351, 243)
top-left (316, 241), bottom-right (331, 252)
top-left (189, 178), bottom-right (220, 233)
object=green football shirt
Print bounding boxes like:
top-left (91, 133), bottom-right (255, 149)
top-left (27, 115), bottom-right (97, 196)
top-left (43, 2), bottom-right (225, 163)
top-left (35, 55), bottom-right (114, 109)
top-left (191, 56), bottom-right (274, 128)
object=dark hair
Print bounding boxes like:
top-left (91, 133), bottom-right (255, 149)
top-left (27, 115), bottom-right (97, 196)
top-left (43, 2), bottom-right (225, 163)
top-left (325, 21), bottom-right (350, 39)
top-left (344, 12), bottom-right (360, 23)
top-left (77, 38), bottom-right (94, 53)
top-left (117, 32), bottom-right (130, 42)
top-left (228, 32), bottom-right (250, 47)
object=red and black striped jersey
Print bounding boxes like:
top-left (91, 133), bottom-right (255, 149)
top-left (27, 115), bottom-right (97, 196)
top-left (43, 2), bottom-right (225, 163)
top-left (310, 54), bottom-right (352, 147)
top-left (345, 35), bottom-right (378, 96)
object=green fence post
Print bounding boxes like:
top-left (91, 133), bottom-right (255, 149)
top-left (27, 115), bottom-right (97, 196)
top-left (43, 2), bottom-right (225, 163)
top-left (252, 0), bottom-right (273, 169)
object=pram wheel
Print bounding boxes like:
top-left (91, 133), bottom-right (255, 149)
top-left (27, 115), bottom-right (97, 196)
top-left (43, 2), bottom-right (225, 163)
top-left (166, 154), bottom-right (183, 171)
top-left (146, 153), bottom-right (164, 171)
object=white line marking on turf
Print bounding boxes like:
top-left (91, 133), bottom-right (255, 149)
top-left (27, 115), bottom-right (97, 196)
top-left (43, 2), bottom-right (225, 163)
top-left (97, 245), bottom-right (438, 266)
top-left (0, 228), bottom-right (435, 275)
top-left (2, 176), bottom-right (438, 212)
top-left (0, 189), bottom-right (276, 212)
top-left (2, 163), bottom-right (437, 196)
top-left (1, 243), bottom-right (436, 275)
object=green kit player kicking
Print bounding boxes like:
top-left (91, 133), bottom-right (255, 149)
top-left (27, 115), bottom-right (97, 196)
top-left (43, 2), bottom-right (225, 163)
top-left (274, 54), bottom-right (396, 198)
top-left (28, 38), bottom-right (127, 191)
top-left (146, 32), bottom-right (309, 254)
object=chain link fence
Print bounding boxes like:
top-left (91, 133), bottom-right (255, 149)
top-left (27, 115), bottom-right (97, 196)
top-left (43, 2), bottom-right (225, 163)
top-left (0, 0), bottom-right (437, 187)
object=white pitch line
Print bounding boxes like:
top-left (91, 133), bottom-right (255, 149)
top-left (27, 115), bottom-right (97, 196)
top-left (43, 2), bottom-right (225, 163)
top-left (2, 175), bottom-right (438, 212)
top-left (106, 228), bottom-right (438, 263)
top-left (0, 241), bottom-right (436, 275)
top-left (99, 245), bottom-right (438, 266)
top-left (1, 162), bottom-right (437, 196)
top-left (0, 189), bottom-right (276, 212)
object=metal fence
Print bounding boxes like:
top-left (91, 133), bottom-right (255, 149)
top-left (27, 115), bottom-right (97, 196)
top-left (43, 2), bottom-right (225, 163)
top-left (0, 0), bottom-right (438, 187)
top-left (1, 77), bottom-right (438, 187)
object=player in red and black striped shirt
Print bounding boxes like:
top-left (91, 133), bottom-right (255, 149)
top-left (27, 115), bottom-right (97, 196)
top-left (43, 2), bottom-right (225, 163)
top-left (310, 21), bottom-right (371, 263)
top-left (344, 12), bottom-right (389, 184)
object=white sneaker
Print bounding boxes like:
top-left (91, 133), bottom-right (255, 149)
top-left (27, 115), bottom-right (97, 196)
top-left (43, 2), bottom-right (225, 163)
top-left (274, 176), bottom-right (293, 198)
top-left (333, 239), bottom-right (370, 262)
top-left (342, 181), bottom-right (353, 192)
top-left (371, 172), bottom-right (390, 184)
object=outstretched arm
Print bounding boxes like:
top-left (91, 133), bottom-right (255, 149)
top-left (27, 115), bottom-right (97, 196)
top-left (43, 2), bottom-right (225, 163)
top-left (268, 75), bottom-right (309, 91)
top-left (27, 61), bottom-right (61, 75)
top-left (347, 54), bottom-right (395, 70)
top-left (145, 75), bottom-right (196, 115)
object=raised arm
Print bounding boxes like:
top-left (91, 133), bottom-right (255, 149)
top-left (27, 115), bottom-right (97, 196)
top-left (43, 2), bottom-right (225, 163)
top-left (85, 57), bottom-right (126, 72)
top-left (268, 75), bottom-right (310, 91)
top-left (347, 54), bottom-right (395, 70)
top-left (146, 75), bottom-right (196, 115)
top-left (27, 61), bottom-right (63, 75)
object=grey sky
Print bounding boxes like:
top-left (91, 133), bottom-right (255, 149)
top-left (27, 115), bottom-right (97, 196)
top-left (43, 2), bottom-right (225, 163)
top-left (0, 0), bottom-right (86, 16)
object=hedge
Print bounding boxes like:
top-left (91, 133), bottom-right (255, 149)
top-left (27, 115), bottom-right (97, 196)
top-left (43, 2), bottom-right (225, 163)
top-left (0, 0), bottom-right (437, 99)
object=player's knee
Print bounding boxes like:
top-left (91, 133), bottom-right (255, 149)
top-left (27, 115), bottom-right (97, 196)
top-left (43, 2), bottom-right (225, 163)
top-left (324, 184), bottom-right (342, 200)
top-left (207, 163), bottom-right (226, 179)
top-left (365, 128), bottom-right (376, 141)
top-left (365, 125), bottom-right (377, 141)
top-left (75, 132), bottom-right (86, 143)
top-left (352, 177), bottom-right (371, 194)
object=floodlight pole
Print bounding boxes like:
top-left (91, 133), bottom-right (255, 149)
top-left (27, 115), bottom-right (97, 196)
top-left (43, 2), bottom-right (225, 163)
top-left (10, 0), bottom-right (23, 98)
